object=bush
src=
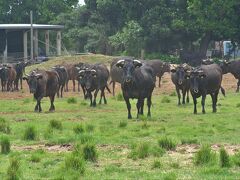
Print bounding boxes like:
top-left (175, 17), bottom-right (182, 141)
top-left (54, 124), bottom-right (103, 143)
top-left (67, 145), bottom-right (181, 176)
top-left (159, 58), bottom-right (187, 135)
top-left (23, 126), bottom-right (37, 140)
top-left (82, 143), bottom-right (98, 162)
top-left (65, 153), bottom-right (85, 174)
top-left (116, 93), bottom-right (124, 101)
top-left (161, 96), bottom-right (171, 103)
top-left (219, 147), bottom-right (230, 167)
top-left (49, 120), bottom-right (62, 130)
top-left (86, 124), bottom-right (94, 132)
top-left (232, 152), bottom-right (240, 167)
top-left (152, 160), bottom-right (161, 169)
top-left (119, 121), bottom-right (128, 128)
top-left (0, 117), bottom-right (11, 134)
top-left (1, 136), bottom-right (10, 154)
top-left (73, 124), bottom-right (85, 134)
top-left (7, 157), bottom-right (21, 180)
top-left (67, 97), bottom-right (77, 104)
top-left (194, 145), bottom-right (216, 166)
top-left (158, 137), bottom-right (176, 150)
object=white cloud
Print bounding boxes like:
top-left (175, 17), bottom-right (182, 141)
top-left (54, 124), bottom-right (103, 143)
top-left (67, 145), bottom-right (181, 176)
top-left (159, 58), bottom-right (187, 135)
top-left (79, 0), bottom-right (85, 5)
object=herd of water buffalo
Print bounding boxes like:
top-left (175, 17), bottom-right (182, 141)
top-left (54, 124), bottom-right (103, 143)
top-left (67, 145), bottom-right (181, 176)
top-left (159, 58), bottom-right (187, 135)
top-left (0, 57), bottom-right (240, 118)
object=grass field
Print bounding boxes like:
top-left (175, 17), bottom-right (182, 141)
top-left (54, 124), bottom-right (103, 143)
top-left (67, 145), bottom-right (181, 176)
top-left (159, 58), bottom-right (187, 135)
top-left (0, 55), bottom-right (240, 179)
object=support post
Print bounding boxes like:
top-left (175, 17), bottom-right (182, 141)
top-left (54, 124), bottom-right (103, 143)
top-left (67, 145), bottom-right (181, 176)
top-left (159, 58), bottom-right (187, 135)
top-left (3, 31), bottom-right (7, 63)
top-left (30, 11), bottom-right (33, 61)
top-left (56, 31), bottom-right (61, 56)
top-left (23, 31), bottom-right (28, 61)
top-left (45, 30), bottom-right (49, 56)
top-left (34, 29), bottom-right (38, 58)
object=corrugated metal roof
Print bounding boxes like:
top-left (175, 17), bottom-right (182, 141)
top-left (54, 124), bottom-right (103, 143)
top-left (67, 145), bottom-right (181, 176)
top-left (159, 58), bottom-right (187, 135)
top-left (0, 24), bottom-right (64, 30)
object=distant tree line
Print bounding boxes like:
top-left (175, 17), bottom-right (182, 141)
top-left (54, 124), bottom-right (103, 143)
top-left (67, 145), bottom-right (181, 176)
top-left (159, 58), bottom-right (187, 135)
top-left (1, 0), bottom-right (240, 62)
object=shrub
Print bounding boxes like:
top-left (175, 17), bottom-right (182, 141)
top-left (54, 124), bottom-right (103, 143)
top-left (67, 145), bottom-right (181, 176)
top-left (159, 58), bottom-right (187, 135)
top-left (65, 153), bottom-right (85, 174)
top-left (158, 137), bottom-right (176, 150)
top-left (219, 147), bottom-right (230, 167)
top-left (82, 143), bottom-right (98, 162)
top-left (7, 157), bottom-right (21, 180)
top-left (73, 124), bottom-right (85, 134)
top-left (232, 152), bottom-right (240, 167)
top-left (152, 160), bottom-right (161, 169)
top-left (116, 93), bottom-right (124, 101)
top-left (161, 96), bottom-right (171, 103)
top-left (49, 120), bottom-right (62, 130)
top-left (0, 117), bottom-right (11, 134)
top-left (1, 136), bottom-right (10, 154)
top-left (86, 124), bottom-right (94, 132)
top-left (194, 145), bottom-right (216, 165)
top-left (23, 126), bottom-right (37, 140)
top-left (67, 97), bottom-right (77, 104)
top-left (119, 121), bottom-right (128, 128)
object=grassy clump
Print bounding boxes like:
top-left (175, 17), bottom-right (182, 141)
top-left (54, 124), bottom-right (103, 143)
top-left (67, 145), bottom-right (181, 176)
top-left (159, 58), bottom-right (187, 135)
top-left (164, 172), bottom-right (177, 180)
top-left (67, 97), bottom-right (77, 104)
top-left (232, 152), bottom-right (240, 167)
top-left (82, 143), bottom-right (98, 162)
top-left (194, 145), bottom-right (216, 166)
top-left (152, 160), bottom-right (162, 169)
top-left (219, 147), bottom-right (230, 167)
top-left (78, 134), bottom-right (94, 144)
top-left (7, 157), bottom-right (21, 180)
top-left (23, 126), bottom-right (37, 140)
top-left (73, 124), bottom-right (85, 134)
top-left (181, 138), bottom-right (198, 144)
top-left (30, 153), bottom-right (41, 163)
top-left (119, 121), bottom-right (128, 128)
top-left (0, 117), bottom-right (11, 134)
top-left (49, 120), bottom-right (62, 130)
top-left (236, 103), bottom-right (240, 108)
top-left (158, 137), bottom-right (176, 150)
top-left (85, 124), bottom-right (94, 132)
top-left (65, 153), bottom-right (85, 174)
top-left (161, 96), bottom-right (171, 103)
top-left (116, 93), bottom-right (124, 101)
top-left (1, 136), bottom-right (10, 154)
top-left (129, 142), bottom-right (150, 159)
top-left (150, 146), bottom-right (166, 157)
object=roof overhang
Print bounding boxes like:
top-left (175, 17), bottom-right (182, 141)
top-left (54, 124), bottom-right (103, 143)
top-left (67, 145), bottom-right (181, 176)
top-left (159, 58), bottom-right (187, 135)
top-left (0, 24), bottom-right (64, 30)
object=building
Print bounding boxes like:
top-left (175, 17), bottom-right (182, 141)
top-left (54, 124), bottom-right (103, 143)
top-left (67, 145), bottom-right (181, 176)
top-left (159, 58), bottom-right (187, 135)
top-left (0, 24), bottom-right (64, 63)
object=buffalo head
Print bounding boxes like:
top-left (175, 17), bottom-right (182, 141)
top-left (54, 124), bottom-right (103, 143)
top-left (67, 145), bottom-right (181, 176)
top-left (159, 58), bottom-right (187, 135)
top-left (171, 64), bottom-right (190, 85)
top-left (23, 71), bottom-right (43, 93)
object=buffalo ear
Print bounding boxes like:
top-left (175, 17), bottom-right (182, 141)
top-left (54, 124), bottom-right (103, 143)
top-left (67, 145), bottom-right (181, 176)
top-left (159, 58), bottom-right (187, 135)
top-left (199, 74), bottom-right (206, 78)
top-left (23, 77), bottom-right (28, 81)
top-left (170, 69), bottom-right (176, 73)
top-left (185, 75), bottom-right (190, 79)
top-left (37, 75), bottom-right (43, 80)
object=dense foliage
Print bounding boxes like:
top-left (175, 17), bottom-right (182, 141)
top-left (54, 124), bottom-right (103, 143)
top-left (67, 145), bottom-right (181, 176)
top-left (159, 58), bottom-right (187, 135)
top-left (0, 0), bottom-right (240, 60)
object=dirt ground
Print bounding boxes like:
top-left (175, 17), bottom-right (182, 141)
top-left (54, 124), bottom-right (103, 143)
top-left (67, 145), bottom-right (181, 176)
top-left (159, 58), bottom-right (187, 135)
top-left (0, 73), bottom-right (237, 100)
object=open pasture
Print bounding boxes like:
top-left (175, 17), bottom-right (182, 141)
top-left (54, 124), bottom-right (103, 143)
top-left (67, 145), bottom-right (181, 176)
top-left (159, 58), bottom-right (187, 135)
top-left (0, 55), bottom-right (240, 179)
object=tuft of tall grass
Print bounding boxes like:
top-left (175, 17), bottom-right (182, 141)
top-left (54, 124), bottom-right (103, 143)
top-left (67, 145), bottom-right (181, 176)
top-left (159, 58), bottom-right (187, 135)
top-left (219, 147), bottom-right (230, 167)
top-left (119, 121), bottom-right (128, 128)
top-left (73, 124), bottom-right (85, 134)
top-left (67, 97), bottom-right (77, 104)
top-left (194, 145), bottom-right (216, 166)
top-left (161, 96), bottom-right (171, 103)
top-left (86, 124), bottom-right (94, 132)
top-left (0, 117), bottom-right (11, 134)
top-left (232, 152), bottom-right (240, 167)
top-left (152, 160), bottom-right (161, 169)
top-left (7, 157), bottom-right (21, 180)
top-left (82, 143), bottom-right (98, 162)
top-left (49, 120), bottom-right (62, 130)
top-left (65, 153), bottom-right (85, 174)
top-left (116, 93), bottom-right (124, 101)
top-left (1, 136), bottom-right (10, 154)
top-left (129, 142), bottom-right (150, 159)
top-left (158, 137), bottom-right (176, 150)
top-left (23, 126), bottom-right (37, 140)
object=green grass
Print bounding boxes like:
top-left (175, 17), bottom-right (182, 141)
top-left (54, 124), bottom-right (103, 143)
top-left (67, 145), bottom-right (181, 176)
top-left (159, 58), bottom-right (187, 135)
top-left (1, 136), bottom-right (10, 154)
top-left (219, 147), bottom-right (230, 167)
top-left (194, 145), bottom-right (216, 166)
top-left (158, 137), bottom-right (176, 150)
top-left (49, 120), bottom-right (63, 130)
top-left (0, 117), bottom-right (11, 134)
top-left (23, 126), bottom-right (37, 141)
top-left (0, 55), bottom-right (239, 179)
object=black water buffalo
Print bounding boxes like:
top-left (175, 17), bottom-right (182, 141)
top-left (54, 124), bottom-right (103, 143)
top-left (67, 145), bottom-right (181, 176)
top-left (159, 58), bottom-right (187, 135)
top-left (63, 63), bottom-right (78, 92)
top-left (201, 58), bottom-right (214, 65)
top-left (78, 63), bottom-right (110, 106)
top-left (0, 65), bottom-right (8, 91)
top-left (186, 64), bottom-right (223, 114)
top-left (171, 64), bottom-right (191, 105)
top-left (52, 66), bottom-right (68, 98)
top-left (14, 61), bottom-right (29, 90)
top-left (116, 58), bottom-right (156, 119)
top-left (220, 60), bottom-right (240, 92)
top-left (23, 69), bottom-right (59, 112)
top-left (145, 60), bottom-right (170, 87)
top-left (6, 65), bottom-right (16, 91)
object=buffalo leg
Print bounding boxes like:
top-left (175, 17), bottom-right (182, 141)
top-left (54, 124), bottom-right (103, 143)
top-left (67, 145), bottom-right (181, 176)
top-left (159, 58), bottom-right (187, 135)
top-left (140, 99), bottom-right (144, 115)
top-left (186, 90), bottom-right (190, 103)
top-left (49, 95), bottom-right (55, 111)
top-left (193, 96), bottom-right (197, 114)
top-left (147, 95), bottom-right (152, 117)
top-left (236, 80), bottom-right (240, 92)
top-left (201, 94), bottom-right (206, 114)
top-left (212, 90), bottom-right (219, 113)
top-left (78, 81), bottom-right (80, 92)
top-left (112, 81), bottom-right (115, 96)
top-left (182, 89), bottom-right (186, 104)
top-left (60, 85), bottom-right (64, 98)
top-left (20, 77), bottom-right (23, 89)
top-left (99, 90), bottom-right (103, 104)
top-left (65, 80), bottom-right (69, 92)
top-left (176, 87), bottom-right (181, 105)
top-left (158, 76), bottom-right (161, 88)
top-left (81, 85), bottom-right (86, 99)
top-left (35, 99), bottom-right (42, 112)
top-left (92, 89), bottom-right (99, 107)
top-left (89, 92), bottom-right (93, 106)
top-left (136, 99), bottom-right (142, 118)
top-left (124, 96), bottom-right (132, 119)
top-left (72, 80), bottom-right (75, 92)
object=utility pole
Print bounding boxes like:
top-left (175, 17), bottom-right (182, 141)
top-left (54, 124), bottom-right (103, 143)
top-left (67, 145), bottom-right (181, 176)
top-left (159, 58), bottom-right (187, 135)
top-left (30, 11), bottom-right (33, 61)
